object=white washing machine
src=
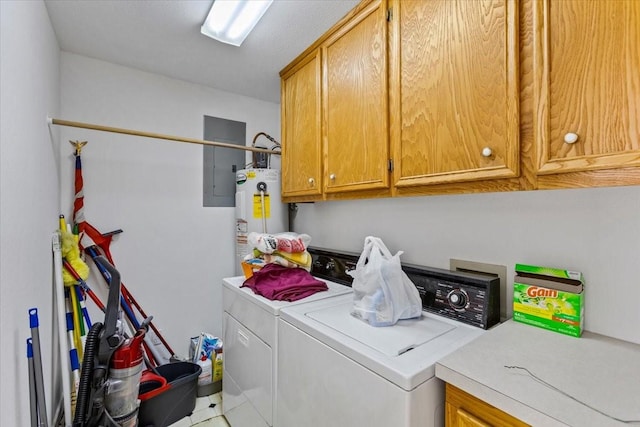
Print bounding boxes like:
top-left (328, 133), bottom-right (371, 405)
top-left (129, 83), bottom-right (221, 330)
top-left (276, 266), bottom-right (500, 427)
top-left (222, 248), bottom-right (358, 427)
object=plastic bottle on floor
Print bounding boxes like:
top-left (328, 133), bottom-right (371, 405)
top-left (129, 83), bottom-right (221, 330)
top-left (197, 355), bottom-right (212, 386)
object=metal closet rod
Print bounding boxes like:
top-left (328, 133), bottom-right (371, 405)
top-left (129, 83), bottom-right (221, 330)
top-left (47, 117), bottom-right (281, 155)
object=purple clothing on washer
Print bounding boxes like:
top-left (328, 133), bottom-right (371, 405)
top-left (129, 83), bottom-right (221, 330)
top-left (241, 263), bottom-right (328, 301)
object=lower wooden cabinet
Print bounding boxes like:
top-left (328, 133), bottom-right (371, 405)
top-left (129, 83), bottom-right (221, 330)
top-left (445, 383), bottom-right (530, 427)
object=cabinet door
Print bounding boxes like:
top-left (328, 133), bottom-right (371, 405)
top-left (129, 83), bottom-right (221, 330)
top-left (453, 407), bottom-right (492, 427)
top-left (533, 0), bottom-right (640, 175)
top-left (391, 0), bottom-right (519, 187)
top-left (281, 50), bottom-right (323, 199)
top-left (445, 384), bottom-right (530, 427)
top-left (322, 0), bottom-right (390, 194)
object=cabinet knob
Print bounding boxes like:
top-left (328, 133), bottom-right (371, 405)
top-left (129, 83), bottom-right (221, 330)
top-left (308, 177), bottom-right (315, 186)
top-left (481, 147), bottom-right (493, 157)
top-left (564, 133), bottom-right (579, 144)
top-left (329, 174), bottom-right (336, 180)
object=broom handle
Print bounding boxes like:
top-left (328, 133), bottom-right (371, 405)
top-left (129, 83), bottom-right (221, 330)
top-left (68, 287), bottom-right (83, 360)
top-left (29, 308), bottom-right (48, 427)
top-left (63, 289), bottom-right (81, 418)
top-left (27, 339), bottom-right (38, 427)
top-left (74, 285), bottom-right (92, 329)
top-left (121, 286), bottom-right (175, 356)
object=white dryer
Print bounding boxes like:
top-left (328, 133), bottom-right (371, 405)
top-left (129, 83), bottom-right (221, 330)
top-left (276, 266), bottom-right (500, 427)
top-left (222, 248), bottom-right (358, 427)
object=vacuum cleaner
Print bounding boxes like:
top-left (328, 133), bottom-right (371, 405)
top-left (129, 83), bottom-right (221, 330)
top-left (72, 256), bottom-right (150, 427)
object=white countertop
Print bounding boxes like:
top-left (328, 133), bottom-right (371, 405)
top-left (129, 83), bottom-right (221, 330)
top-left (435, 320), bottom-right (640, 427)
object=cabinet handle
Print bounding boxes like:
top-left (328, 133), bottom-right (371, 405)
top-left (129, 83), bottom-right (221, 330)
top-left (564, 133), bottom-right (579, 144)
top-left (481, 147), bottom-right (493, 157)
top-left (308, 177), bottom-right (315, 186)
top-left (329, 174), bottom-right (336, 180)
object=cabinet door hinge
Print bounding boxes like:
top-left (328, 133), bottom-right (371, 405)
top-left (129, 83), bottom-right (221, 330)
top-left (386, 7), bottom-right (393, 22)
top-left (388, 159), bottom-right (394, 172)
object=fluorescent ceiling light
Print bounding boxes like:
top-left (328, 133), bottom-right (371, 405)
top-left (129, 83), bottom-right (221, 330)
top-left (201, 0), bottom-right (273, 47)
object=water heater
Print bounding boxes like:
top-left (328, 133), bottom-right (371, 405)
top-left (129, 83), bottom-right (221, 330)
top-left (235, 169), bottom-right (287, 275)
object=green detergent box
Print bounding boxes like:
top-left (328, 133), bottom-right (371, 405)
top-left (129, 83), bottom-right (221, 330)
top-left (512, 264), bottom-right (584, 337)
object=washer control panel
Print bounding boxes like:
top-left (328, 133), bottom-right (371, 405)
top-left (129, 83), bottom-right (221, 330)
top-left (405, 265), bottom-right (500, 329)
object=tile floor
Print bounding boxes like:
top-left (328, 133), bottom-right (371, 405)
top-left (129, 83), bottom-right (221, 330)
top-left (169, 392), bottom-right (229, 427)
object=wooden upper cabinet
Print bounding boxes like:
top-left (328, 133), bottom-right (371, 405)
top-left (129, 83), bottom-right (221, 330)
top-left (280, 50), bottom-right (323, 199)
top-left (280, 0), bottom-right (640, 201)
top-left (390, 0), bottom-right (520, 187)
top-left (533, 0), bottom-right (640, 175)
top-left (322, 0), bottom-right (390, 194)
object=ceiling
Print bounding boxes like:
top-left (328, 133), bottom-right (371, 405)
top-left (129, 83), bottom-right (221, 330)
top-left (44, 0), bottom-right (360, 104)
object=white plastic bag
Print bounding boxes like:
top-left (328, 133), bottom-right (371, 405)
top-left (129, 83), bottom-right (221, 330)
top-left (348, 236), bottom-right (422, 326)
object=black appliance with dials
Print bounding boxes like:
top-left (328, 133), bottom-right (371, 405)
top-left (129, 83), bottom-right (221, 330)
top-left (308, 246), bottom-right (358, 286)
top-left (403, 264), bottom-right (500, 329)
top-left (308, 246), bottom-right (500, 329)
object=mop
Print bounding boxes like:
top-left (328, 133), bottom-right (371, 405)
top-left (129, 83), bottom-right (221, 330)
top-left (62, 258), bottom-right (104, 312)
top-left (59, 216), bottom-right (91, 359)
top-left (53, 232), bottom-right (73, 427)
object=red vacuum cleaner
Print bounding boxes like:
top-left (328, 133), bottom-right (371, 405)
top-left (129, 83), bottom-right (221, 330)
top-left (72, 256), bottom-right (150, 427)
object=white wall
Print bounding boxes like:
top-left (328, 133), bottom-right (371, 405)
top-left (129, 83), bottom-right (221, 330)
top-left (294, 185), bottom-right (640, 344)
top-left (58, 53), bottom-right (281, 357)
top-left (0, 1), bottom-right (61, 425)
